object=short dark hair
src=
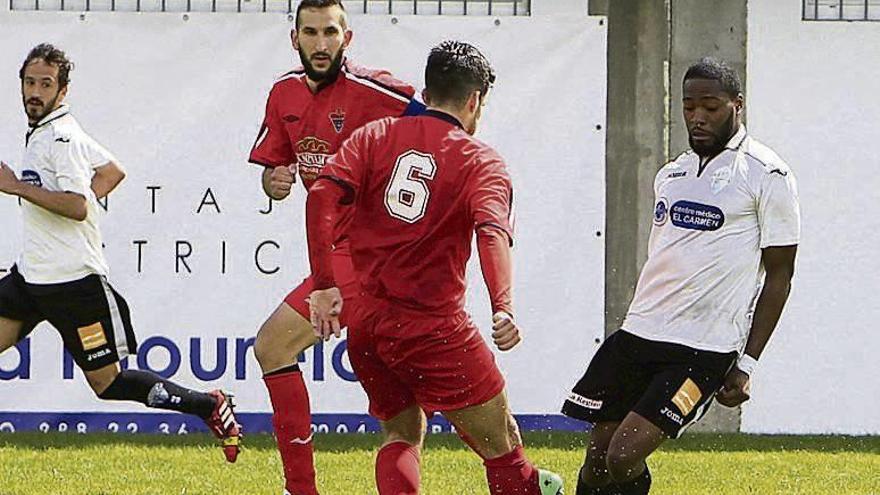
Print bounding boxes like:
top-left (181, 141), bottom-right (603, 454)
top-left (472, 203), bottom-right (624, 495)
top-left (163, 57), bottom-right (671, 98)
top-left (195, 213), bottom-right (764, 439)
top-left (424, 40), bottom-right (496, 107)
top-left (683, 57), bottom-right (741, 98)
top-left (295, 0), bottom-right (347, 30)
top-left (19, 43), bottom-right (73, 88)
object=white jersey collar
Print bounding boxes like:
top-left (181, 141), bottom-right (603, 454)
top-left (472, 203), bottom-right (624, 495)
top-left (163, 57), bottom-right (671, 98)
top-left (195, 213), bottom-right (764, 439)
top-left (26, 104), bottom-right (71, 146)
top-left (31, 103), bottom-right (70, 128)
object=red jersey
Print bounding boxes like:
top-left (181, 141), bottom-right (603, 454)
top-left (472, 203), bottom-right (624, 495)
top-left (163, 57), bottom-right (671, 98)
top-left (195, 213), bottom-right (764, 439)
top-left (249, 60), bottom-right (421, 186)
top-left (320, 110), bottom-right (514, 315)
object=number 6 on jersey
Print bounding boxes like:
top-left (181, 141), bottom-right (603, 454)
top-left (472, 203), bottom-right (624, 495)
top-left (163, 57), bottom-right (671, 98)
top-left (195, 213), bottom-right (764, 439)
top-left (384, 150), bottom-right (437, 223)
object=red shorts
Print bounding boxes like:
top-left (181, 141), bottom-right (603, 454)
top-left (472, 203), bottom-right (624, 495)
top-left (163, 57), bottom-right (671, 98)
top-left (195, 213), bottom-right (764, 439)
top-left (347, 293), bottom-right (506, 421)
top-left (284, 244), bottom-right (360, 325)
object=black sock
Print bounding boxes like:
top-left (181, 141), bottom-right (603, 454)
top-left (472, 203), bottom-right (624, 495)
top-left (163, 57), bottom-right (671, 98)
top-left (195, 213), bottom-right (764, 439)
top-left (613, 465), bottom-right (651, 495)
top-left (98, 370), bottom-right (216, 419)
top-left (263, 363), bottom-right (300, 378)
top-left (577, 465), bottom-right (614, 495)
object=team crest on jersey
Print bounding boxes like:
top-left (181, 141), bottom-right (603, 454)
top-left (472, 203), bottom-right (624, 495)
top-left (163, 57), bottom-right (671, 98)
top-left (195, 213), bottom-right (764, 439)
top-left (296, 136), bottom-right (332, 181)
top-left (711, 166), bottom-right (732, 194)
top-left (329, 108), bottom-right (346, 133)
top-left (21, 170), bottom-right (42, 188)
top-left (654, 198), bottom-right (669, 226)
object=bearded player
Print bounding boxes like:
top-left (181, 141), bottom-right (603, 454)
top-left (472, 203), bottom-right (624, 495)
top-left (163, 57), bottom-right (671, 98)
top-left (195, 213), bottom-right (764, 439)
top-left (247, 1), bottom-right (423, 494)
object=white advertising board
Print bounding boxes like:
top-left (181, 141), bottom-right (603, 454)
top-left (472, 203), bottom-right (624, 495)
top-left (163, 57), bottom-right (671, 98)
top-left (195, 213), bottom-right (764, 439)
top-left (0, 11), bottom-right (607, 434)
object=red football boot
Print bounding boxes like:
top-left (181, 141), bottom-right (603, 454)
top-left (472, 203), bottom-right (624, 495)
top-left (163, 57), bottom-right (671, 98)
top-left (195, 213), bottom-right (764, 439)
top-left (205, 390), bottom-right (242, 463)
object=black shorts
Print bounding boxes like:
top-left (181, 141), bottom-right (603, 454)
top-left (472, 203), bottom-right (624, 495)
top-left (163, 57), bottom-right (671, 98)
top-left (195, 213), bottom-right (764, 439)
top-left (0, 266), bottom-right (137, 372)
top-left (562, 330), bottom-right (737, 438)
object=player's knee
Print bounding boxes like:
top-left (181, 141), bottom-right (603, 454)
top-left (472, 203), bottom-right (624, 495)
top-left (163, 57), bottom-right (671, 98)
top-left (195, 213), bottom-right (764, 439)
top-left (585, 447), bottom-right (609, 473)
top-left (87, 366), bottom-right (121, 397)
top-left (384, 430), bottom-right (423, 448)
top-left (0, 334), bottom-right (17, 353)
top-left (605, 449), bottom-right (642, 483)
top-left (254, 321), bottom-right (293, 370)
top-left (402, 425), bottom-right (426, 447)
top-left (583, 461), bottom-right (610, 486)
top-left (253, 325), bottom-right (276, 369)
top-left (254, 314), bottom-right (317, 372)
top-left (0, 318), bottom-right (24, 352)
top-left (505, 412), bottom-right (523, 446)
top-left (382, 408), bottom-right (426, 447)
top-left (481, 440), bottom-right (518, 461)
top-left (383, 420), bottom-right (425, 447)
top-left (288, 322), bottom-right (320, 354)
top-left (469, 426), bottom-right (517, 460)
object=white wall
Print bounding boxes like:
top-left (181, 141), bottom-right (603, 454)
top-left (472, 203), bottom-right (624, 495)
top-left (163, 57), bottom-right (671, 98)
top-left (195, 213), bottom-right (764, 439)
top-left (0, 11), bottom-right (606, 432)
top-left (3, 0), bottom-right (579, 15)
top-left (744, 0), bottom-right (880, 434)
top-left (532, 0), bottom-right (587, 15)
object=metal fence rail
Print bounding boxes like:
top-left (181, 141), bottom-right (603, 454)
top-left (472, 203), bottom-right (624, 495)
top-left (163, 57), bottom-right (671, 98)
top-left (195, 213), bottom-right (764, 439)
top-left (9, 0), bottom-right (530, 15)
top-left (803, 0), bottom-right (880, 20)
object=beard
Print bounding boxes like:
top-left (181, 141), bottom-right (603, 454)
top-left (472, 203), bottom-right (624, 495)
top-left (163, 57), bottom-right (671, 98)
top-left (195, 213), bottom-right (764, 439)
top-left (299, 46), bottom-right (345, 84)
top-left (689, 110), bottom-right (736, 157)
top-left (23, 92), bottom-right (61, 125)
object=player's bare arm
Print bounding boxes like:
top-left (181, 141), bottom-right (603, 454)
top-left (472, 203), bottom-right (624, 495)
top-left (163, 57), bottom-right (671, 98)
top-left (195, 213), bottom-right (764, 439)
top-left (91, 160), bottom-right (125, 199)
top-left (0, 161), bottom-right (87, 221)
top-left (717, 244), bottom-right (797, 407)
top-left (261, 165), bottom-right (295, 200)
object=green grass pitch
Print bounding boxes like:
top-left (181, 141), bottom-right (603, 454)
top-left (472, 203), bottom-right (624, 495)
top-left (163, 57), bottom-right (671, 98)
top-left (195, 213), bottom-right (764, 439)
top-left (1, 432), bottom-right (878, 494)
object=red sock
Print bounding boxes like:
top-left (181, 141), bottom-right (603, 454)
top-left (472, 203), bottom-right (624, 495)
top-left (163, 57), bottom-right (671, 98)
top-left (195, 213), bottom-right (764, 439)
top-left (483, 445), bottom-right (540, 495)
top-left (264, 370), bottom-right (318, 495)
top-left (376, 441), bottom-right (421, 495)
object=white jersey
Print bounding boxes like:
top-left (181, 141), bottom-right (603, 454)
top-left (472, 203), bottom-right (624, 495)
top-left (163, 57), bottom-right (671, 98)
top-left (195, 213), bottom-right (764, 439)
top-left (623, 127), bottom-right (800, 353)
top-left (16, 104), bottom-right (115, 284)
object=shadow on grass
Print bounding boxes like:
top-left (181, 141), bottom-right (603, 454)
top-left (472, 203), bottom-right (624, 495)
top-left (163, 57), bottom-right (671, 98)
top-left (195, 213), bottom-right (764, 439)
top-left (1, 432), bottom-right (877, 454)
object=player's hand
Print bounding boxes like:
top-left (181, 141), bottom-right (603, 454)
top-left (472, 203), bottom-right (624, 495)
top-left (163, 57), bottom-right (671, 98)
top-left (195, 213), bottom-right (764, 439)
top-left (491, 311), bottom-right (521, 352)
top-left (267, 165), bottom-right (295, 200)
top-left (0, 162), bottom-right (21, 195)
top-left (309, 287), bottom-right (343, 341)
top-left (716, 367), bottom-right (751, 407)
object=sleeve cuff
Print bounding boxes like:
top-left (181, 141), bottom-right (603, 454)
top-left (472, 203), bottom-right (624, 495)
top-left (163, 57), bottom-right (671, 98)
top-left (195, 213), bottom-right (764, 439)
top-left (476, 222), bottom-right (514, 247)
top-left (90, 159), bottom-right (113, 169)
top-left (760, 238), bottom-right (800, 248)
top-left (248, 157), bottom-right (284, 168)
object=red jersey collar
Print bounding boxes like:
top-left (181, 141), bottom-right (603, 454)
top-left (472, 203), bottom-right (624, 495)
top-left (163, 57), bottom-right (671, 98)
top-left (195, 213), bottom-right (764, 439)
top-left (423, 109), bottom-right (465, 130)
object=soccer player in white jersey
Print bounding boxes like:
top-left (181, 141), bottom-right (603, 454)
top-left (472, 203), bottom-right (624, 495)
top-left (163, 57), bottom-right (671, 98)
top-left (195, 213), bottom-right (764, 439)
top-left (562, 57), bottom-right (800, 495)
top-left (0, 44), bottom-right (242, 462)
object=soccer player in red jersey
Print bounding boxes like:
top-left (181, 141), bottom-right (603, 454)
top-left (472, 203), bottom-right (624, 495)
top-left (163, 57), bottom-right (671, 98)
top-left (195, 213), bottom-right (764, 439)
top-left (247, 1), bottom-right (423, 494)
top-left (306, 41), bottom-right (564, 495)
